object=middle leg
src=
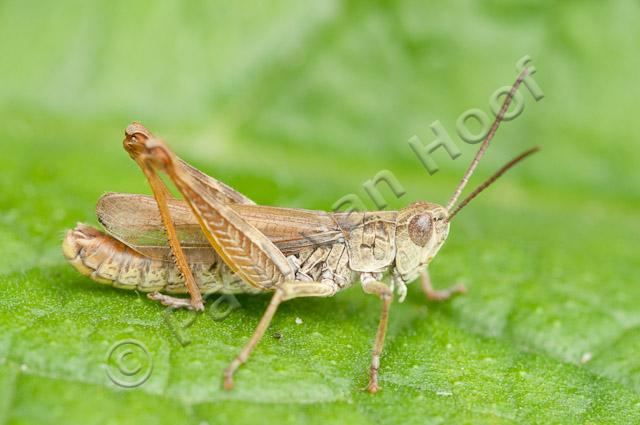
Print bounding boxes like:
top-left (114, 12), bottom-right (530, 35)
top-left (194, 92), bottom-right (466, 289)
top-left (223, 280), bottom-right (337, 390)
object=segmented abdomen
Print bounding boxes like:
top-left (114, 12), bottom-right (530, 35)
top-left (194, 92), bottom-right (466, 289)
top-left (62, 223), bottom-right (265, 294)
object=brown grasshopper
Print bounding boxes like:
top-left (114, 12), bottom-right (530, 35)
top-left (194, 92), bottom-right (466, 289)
top-left (63, 69), bottom-right (538, 393)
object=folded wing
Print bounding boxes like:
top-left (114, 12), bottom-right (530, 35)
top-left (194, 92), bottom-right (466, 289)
top-left (97, 193), bottom-right (344, 262)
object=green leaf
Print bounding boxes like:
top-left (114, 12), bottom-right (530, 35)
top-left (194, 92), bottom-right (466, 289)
top-left (1, 1), bottom-right (639, 424)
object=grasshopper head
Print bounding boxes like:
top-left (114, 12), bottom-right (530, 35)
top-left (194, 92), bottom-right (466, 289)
top-left (123, 122), bottom-right (174, 170)
top-left (393, 145), bottom-right (539, 284)
top-left (394, 201), bottom-right (449, 282)
top-left (392, 69), bottom-right (540, 284)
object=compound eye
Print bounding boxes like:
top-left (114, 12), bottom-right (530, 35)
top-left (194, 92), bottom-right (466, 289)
top-left (408, 214), bottom-right (432, 247)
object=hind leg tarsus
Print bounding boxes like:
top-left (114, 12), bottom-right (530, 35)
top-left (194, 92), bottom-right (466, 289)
top-left (148, 292), bottom-right (198, 310)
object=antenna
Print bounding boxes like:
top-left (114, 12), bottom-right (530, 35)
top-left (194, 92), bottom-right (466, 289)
top-left (446, 68), bottom-right (530, 212)
top-left (447, 146), bottom-right (540, 221)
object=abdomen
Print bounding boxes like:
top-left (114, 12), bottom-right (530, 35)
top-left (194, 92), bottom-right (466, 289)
top-left (63, 223), bottom-right (265, 294)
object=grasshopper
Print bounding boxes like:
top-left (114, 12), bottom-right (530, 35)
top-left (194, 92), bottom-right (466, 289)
top-left (63, 69), bottom-right (538, 393)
